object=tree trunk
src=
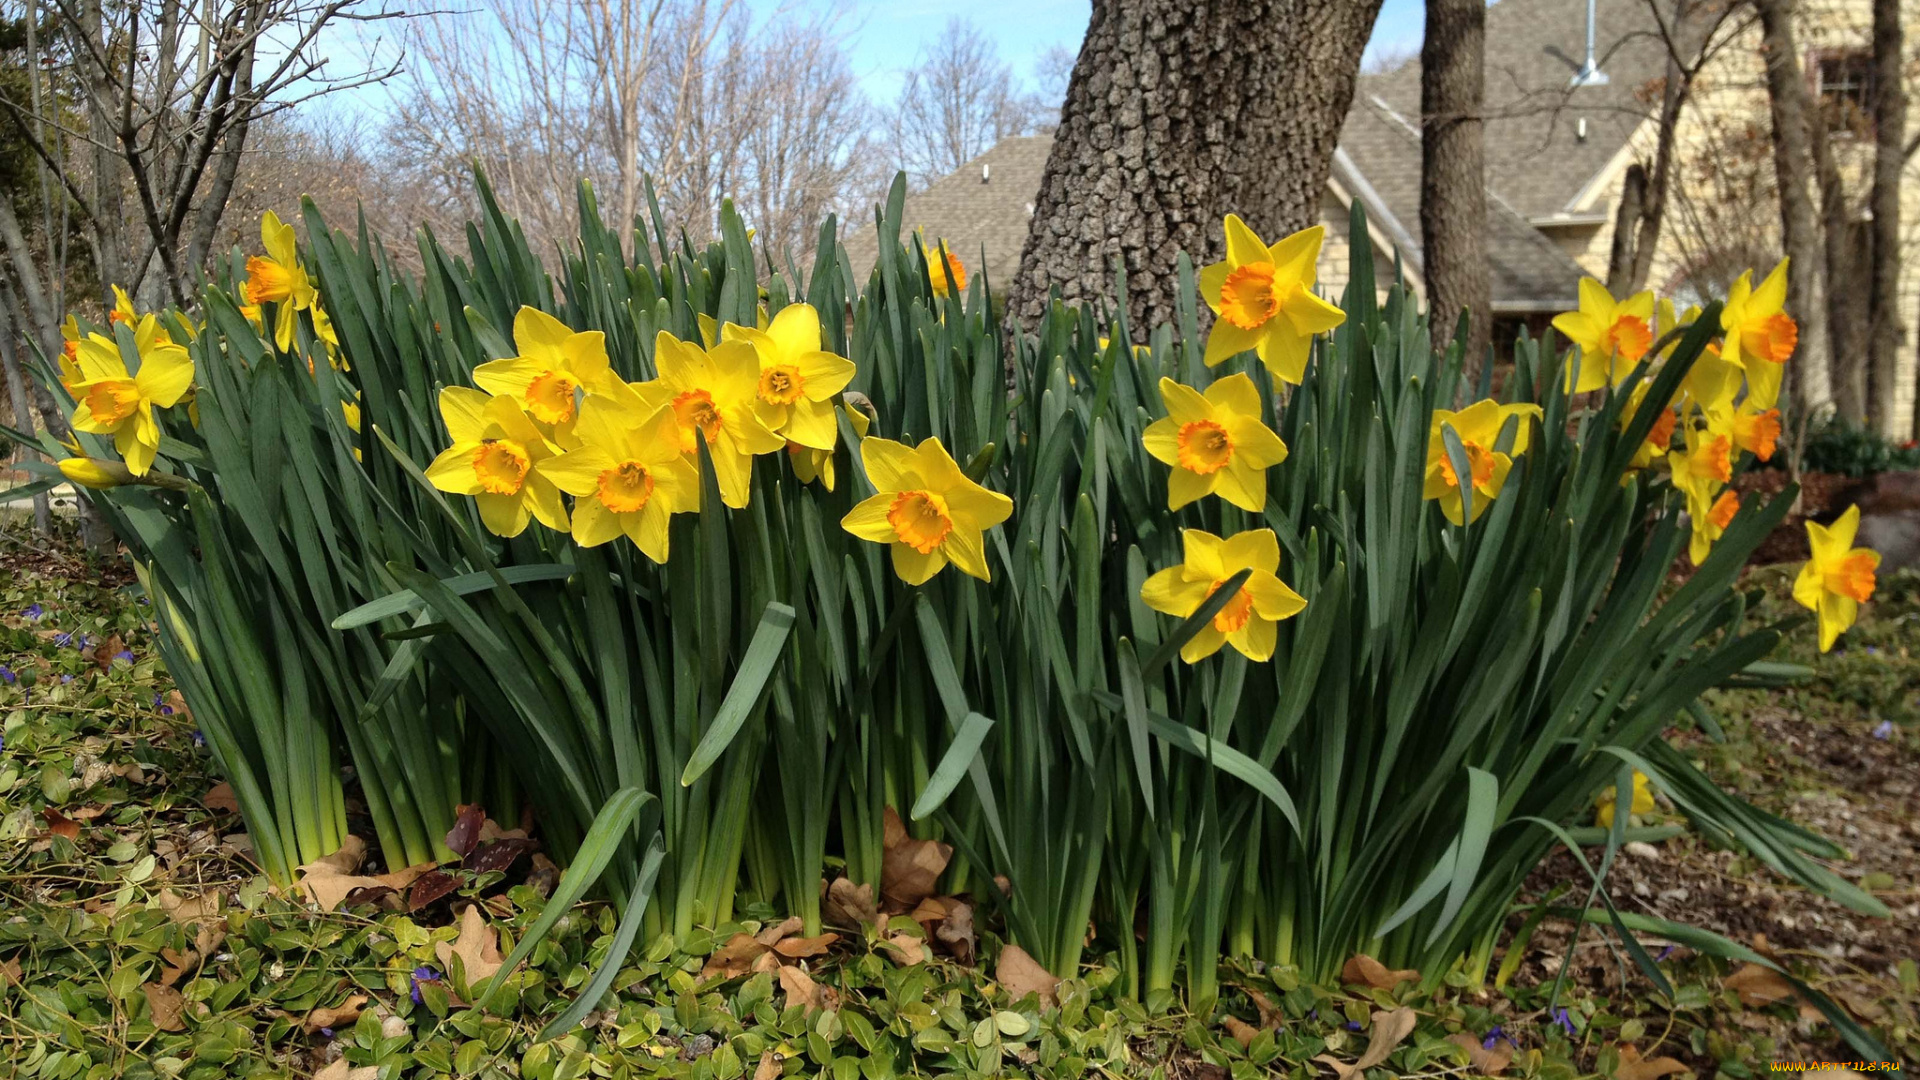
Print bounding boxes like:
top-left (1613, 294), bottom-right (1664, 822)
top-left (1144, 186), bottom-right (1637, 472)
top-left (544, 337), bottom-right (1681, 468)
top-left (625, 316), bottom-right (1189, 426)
top-left (1868, 0), bottom-right (1908, 438)
top-left (1420, 0), bottom-right (1490, 378)
top-left (0, 299), bottom-right (52, 534)
top-left (1605, 164), bottom-right (1647, 295)
top-left (1008, 0), bottom-right (1384, 330)
top-left (1754, 0), bottom-right (1833, 417)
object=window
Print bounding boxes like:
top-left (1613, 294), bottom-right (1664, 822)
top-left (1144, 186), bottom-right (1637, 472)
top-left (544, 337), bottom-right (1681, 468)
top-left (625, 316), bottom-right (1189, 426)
top-left (1815, 50), bottom-right (1875, 136)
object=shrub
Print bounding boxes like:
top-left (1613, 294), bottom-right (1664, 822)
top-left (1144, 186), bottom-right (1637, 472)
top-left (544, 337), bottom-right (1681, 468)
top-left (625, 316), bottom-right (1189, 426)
top-left (1797, 414), bottom-right (1920, 477)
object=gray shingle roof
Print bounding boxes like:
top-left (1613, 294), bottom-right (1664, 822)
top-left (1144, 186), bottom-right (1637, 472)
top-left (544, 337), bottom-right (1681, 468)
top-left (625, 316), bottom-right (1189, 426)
top-left (841, 136), bottom-right (1053, 292)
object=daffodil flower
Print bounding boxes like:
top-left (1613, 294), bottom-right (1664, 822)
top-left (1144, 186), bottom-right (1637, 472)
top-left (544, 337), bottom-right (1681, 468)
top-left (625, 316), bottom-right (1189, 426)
top-left (1199, 217), bottom-right (1345, 383)
top-left (1654, 298), bottom-right (1700, 360)
top-left (244, 211), bottom-right (320, 352)
top-left (1140, 528), bottom-right (1307, 663)
top-left (1422, 399), bottom-right (1543, 525)
top-left (1140, 374), bottom-right (1287, 512)
top-left (1720, 259), bottom-right (1796, 409)
top-left (424, 387), bottom-right (569, 538)
top-left (1707, 400), bottom-right (1781, 463)
top-left (841, 436), bottom-right (1013, 584)
top-left (791, 402), bottom-right (871, 491)
top-left (921, 239), bottom-right (966, 299)
top-left (473, 307), bottom-right (615, 430)
top-left (1594, 771), bottom-right (1655, 829)
top-left (1553, 278), bottom-right (1655, 392)
top-left (1687, 488), bottom-right (1742, 565)
top-left (725, 303), bottom-right (857, 450)
top-left (1621, 381), bottom-right (1678, 471)
top-left (67, 332), bottom-right (194, 476)
top-left (1793, 504), bottom-right (1878, 652)
top-left (541, 397), bottom-right (699, 562)
top-left (1666, 424), bottom-right (1732, 510)
top-left (634, 332), bottom-right (786, 509)
top-left (58, 457), bottom-right (127, 489)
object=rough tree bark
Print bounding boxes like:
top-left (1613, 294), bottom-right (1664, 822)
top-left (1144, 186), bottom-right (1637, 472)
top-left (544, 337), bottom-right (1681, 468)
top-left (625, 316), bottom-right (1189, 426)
top-left (1868, 0), bottom-right (1907, 438)
top-left (1007, 0), bottom-right (1385, 330)
top-left (1754, 0), bottom-right (1834, 416)
top-left (1420, 0), bottom-right (1490, 377)
top-left (1604, 164), bottom-right (1648, 293)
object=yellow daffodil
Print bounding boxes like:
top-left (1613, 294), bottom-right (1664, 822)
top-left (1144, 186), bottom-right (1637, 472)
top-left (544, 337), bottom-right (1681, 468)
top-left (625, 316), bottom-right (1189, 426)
top-left (1679, 345), bottom-right (1744, 418)
top-left (1553, 278), bottom-right (1655, 392)
top-left (1794, 504), bottom-right (1878, 652)
top-left (1687, 487), bottom-right (1741, 565)
top-left (922, 239), bottom-right (966, 298)
top-left (1666, 424), bottom-right (1732, 510)
top-left (1720, 259), bottom-right (1796, 409)
top-left (1622, 381), bottom-right (1679, 470)
top-left (1422, 399), bottom-right (1543, 525)
top-left (841, 436), bottom-right (1012, 584)
top-left (67, 332), bottom-right (194, 476)
top-left (1141, 374), bottom-right (1287, 512)
top-left (791, 402), bottom-right (871, 490)
top-left (634, 332), bottom-right (786, 509)
top-left (424, 387), bottom-right (569, 538)
top-left (1199, 217), bottom-right (1345, 383)
top-left (725, 303), bottom-right (857, 450)
top-left (1654, 298), bottom-right (1701, 360)
top-left (1140, 528), bottom-right (1307, 663)
top-left (1714, 400), bottom-right (1781, 463)
top-left (58, 314), bottom-right (83, 393)
top-left (472, 307), bottom-right (615, 429)
top-left (244, 211), bottom-right (319, 351)
top-left (541, 397), bottom-right (699, 562)
top-left (58, 457), bottom-right (127, 489)
top-left (1594, 771), bottom-right (1656, 829)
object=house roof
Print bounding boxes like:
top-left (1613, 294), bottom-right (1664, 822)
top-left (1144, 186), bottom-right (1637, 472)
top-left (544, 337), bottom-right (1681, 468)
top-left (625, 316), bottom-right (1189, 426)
top-left (841, 135), bottom-right (1053, 291)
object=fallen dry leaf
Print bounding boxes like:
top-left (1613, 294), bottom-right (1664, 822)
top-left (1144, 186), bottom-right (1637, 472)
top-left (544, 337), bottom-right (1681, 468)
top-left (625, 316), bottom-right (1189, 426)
top-left (755, 916), bottom-right (804, 947)
top-left (143, 982), bottom-right (186, 1032)
top-left (1724, 963), bottom-right (1797, 1008)
top-left (295, 836), bottom-right (436, 912)
top-left (880, 807), bottom-right (952, 911)
top-left (157, 947), bottom-right (200, 987)
top-left (1340, 954), bottom-right (1420, 991)
top-left (444, 804), bottom-right (486, 857)
top-left (778, 963), bottom-right (838, 1014)
top-left (996, 944), bottom-right (1059, 1008)
top-left (41, 807), bottom-right (80, 841)
top-left (1248, 987), bottom-right (1284, 1029)
top-left (1613, 1044), bottom-right (1690, 1080)
top-left (158, 889), bottom-right (227, 955)
top-left (314, 1060), bottom-right (382, 1080)
top-left (526, 853), bottom-right (559, 896)
top-left (884, 933), bottom-right (926, 966)
top-left (436, 904), bottom-right (506, 988)
top-left (701, 934), bottom-right (771, 980)
top-left (935, 900), bottom-right (976, 965)
top-left (201, 782), bottom-right (238, 814)
top-left (824, 877), bottom-right (878, 929)
top-left (1315, 1007), bottom-right (1416, 1080)
top-left (754, 1051), bottom-right (784, 1080)
top-left (304, 994), bottom-right (369, 1035)
top-left (408, 871), bottom-right (460, 912)
top-left (1446, 1033), bottom-right (1513, 1077)
top-left (1, 956), bottom-right (22, 987)
top-left (1223, 1015), bottom-right (1262, 1049)
top-left (774, 933), bottom-right (838, 958)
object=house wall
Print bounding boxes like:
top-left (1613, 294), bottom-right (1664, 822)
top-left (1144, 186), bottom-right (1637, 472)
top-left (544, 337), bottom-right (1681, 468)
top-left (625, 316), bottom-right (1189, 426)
top-left (1562, 0), bottom-right (1920, 434)
top-left (1316, 189), bottom-right (1409, 308)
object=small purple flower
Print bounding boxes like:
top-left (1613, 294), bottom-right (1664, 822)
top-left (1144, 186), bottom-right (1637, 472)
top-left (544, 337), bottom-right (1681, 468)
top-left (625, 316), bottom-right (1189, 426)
top-left (1551, 1007), bottom-right (1576, 1036)
top-left (23, 604), bottom-right (44, 620)
top-left (1656, 945), bottom-right (1675, 961)
top-left (113, 650), bottom-right (134, 665)
top-left (60, 675), bottom-right (72, 683)
top-left (51, 631), bottom-right (73, 647)
top-left (191, 730), bottom-right (205, 747)
top-left (410, 965), bottom-right (441, 1004)
top-left (1872, 720), bottom-right (1894, 740)
top-left (0, 734), bottom-right (6, 753)
top-left (1345, 1020), bottom-right (1362, 1031)
top-left (0, 665), bottom-right (14, 684)
top-left (319, 1027), bottom-right (335, 1039)
top-left (1482, 1025), bottom-right (1506, 1050)
top-left (1865, 645), bottom-right (1880, 656)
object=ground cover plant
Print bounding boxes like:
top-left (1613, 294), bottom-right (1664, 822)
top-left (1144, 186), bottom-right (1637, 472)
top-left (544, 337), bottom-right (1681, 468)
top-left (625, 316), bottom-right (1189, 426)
top-left (2, 177), bottom-right (1904, 1069)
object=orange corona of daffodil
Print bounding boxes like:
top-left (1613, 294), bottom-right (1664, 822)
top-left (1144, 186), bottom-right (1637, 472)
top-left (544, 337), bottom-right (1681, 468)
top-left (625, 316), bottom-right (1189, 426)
top-left (1199, 217), bottom-right (1346, 383)
top-left (244, 211), bottom-right (319, 351)
top-left (1553, 278), bottom-right (1655, 392)
top-left (635, 332), bottom-right (787, 509)
top-left (1728, 401), bottom-right (1781, 462)
top-left (424, 387), bottom-right (569, 538)
top-left (1622, 381), bottom-right (1679, 470)
top-left (541, 397), bottom-right (699, 563)
top-left (922, 239), bottom-right (967, 298)
top-left (1140, 374), bottom-right (1287, 512)
top-left (1793, 504), bottom-right (1878, 652)
top-left (1422, 399), bottom-right (1543, 525)
top-left (1721, 259), bottom-right (1797, 409)
top-left (725, 303), bottom-right (857, 450)
top-left (1688, 487), bottom-right (1742, 565)
top-left (1594, 771), bottom-right (1656, 829)
top-left (841, 436), bottom-right (1013, 584)
top-left (1140, 528), bottom-right (1307, 663)
top-left (472, 307), bottom-right (615, 428)
top-left (1667, 424), bottom-right (1733, 510)
top-left (66, 332), bottom-right (194, 476)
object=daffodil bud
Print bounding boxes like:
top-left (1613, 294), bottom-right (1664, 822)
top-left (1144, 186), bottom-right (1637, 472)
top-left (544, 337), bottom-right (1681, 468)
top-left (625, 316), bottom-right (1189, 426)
top-left (59, 457), bottom-right (129, 489)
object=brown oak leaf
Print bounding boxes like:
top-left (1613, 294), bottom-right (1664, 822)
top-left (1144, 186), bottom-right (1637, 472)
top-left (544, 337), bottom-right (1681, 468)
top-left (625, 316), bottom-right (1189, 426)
top-left (1340, 953), bottom-right (1420, 991)
top-left (879, 808), bottom-right (952, 911)
top-left (1315, 1007), bottom-right (1416, 1080)
top-left (995, 944), bottom-right (1059, 1008)
top-left (143, 982), bottom-right (186, 1031)
top-left (1612, 1044), bottom-right (1690, 1080)
top-left (303, 993), bottom-right (369, 1035)
top-left (1446, 1033), bottom-right (1514, 1076)
top-left (435, 904), bottom-right (505, 988)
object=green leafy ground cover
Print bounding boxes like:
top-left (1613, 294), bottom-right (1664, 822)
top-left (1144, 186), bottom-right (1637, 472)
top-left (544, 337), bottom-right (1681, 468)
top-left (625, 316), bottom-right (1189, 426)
top-left (1, 522), bottom-right (1914, 1079)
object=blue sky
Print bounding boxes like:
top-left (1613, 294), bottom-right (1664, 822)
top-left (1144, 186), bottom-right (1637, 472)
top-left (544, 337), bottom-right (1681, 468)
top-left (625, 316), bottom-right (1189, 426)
top-left (777, 0), bottom-right (1428, 101)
